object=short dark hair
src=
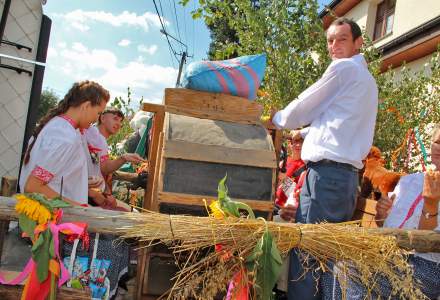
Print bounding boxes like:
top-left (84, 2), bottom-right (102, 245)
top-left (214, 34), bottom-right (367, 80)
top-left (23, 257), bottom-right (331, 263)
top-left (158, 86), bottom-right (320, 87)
top-left (330, 17), bottom-right (362, 41)
top-left (98, 107), bottom-right (124, 124)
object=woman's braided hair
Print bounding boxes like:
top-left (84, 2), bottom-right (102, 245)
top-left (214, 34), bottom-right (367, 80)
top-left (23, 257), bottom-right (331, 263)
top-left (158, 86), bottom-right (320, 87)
top-left (24, 80), bottom-right (109, 165)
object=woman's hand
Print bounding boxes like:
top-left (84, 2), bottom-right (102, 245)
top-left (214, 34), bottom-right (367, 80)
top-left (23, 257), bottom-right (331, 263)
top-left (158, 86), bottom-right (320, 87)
top-left (88, 188), bottom-right (106, 206)
top-left (279, 205), bottom-right (297, 222)
top-left (423, 170), bottom-right (440, 208)
top-left (375, 194), bottom-right (395, 226)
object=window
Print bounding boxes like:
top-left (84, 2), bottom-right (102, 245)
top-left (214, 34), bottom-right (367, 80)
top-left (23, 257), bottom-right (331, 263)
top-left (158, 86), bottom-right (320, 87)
top-left (374, 0), bottom-right (396, 40)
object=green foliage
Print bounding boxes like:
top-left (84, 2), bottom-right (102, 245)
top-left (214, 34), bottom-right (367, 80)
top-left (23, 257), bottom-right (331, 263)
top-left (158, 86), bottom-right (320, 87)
top-left (38, 89), bottom-right (60, 122)
top-left (183, 0), bottom-right (329, 111)
top-left (366, 40), bottom-right (440, 171)
top-left (246, 229), bottom-right (282, 300)
top-left (218, 175), bottom-right (255, 219)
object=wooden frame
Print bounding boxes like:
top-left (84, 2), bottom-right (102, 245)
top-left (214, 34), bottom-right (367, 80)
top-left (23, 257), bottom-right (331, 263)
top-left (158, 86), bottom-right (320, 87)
top-left (164, 88), bottom-right (263, 125)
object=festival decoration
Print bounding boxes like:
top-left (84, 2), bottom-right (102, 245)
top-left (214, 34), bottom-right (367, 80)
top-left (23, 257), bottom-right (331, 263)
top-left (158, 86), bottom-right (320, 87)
top-left (118, 178), bottom-right (425, 300)
top-left (0, 193), bottom-right (87, 300)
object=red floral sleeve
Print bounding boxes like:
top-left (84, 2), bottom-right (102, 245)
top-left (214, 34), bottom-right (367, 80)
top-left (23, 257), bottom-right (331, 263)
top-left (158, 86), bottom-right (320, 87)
top-left (31, 165), bottom-right (54, 183)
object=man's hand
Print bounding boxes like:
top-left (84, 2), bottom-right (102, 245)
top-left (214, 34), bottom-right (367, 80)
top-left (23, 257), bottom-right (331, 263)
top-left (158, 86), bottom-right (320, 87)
top-left (279, 204), bottom-right (297, 222)
top-left (122, 153), bottom-right (145, 164)
top-left (375, 194), bottom-right (395, 226)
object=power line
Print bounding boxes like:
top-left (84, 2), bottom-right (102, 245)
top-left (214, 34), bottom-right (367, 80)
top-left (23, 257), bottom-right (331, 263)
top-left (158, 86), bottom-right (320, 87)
top-left (172, 0), bottom-right (183, 52)
top-left (152, 0), bottom-right (180, 65)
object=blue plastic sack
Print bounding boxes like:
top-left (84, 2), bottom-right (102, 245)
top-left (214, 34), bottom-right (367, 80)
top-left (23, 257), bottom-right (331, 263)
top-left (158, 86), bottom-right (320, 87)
top-left (182, 54), bottom-right (266, 100)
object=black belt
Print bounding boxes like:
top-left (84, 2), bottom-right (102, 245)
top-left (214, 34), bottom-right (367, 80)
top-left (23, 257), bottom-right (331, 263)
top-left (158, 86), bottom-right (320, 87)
top-left (307, 159), bottom-right (359, 172)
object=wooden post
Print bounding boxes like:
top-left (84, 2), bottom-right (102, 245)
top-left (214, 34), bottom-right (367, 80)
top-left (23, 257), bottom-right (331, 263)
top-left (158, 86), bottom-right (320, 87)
top-left (0, 177), bottom-right (16, 265)
top-left (142, 103), bottom-right (165, 211)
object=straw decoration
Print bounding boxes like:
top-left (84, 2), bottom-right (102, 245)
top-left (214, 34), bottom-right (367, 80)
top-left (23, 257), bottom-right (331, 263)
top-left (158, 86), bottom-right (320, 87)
top-left (117, 211), bottom-right (425, 299)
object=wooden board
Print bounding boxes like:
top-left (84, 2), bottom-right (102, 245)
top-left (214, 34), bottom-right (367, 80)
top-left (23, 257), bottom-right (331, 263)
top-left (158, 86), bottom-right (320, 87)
top-left (142, 104), bottom-right (165, 210)
top-left (163, 140), bottom-right (277, 169)
top-left (158, 191), bottom-right (274, 212)
top-left (0, 196), bottom-right (439, 252)
top-left (352, 197), bottom-right (378, 228)
top-left (163, 88), bottom-right (262, 125)
top-left (0, 283), bottom-right (90, 299)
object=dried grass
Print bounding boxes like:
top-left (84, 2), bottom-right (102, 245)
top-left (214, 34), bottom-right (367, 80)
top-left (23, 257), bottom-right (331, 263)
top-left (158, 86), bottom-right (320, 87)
top-left (116, 211), bottom-right (425, 299)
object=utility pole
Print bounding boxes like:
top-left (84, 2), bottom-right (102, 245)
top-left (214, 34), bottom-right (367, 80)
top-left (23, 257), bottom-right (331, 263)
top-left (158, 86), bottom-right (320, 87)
top-left (159, 29), bottom-right (191, 87)
top-left (176, 51), bottom-right (187, 87)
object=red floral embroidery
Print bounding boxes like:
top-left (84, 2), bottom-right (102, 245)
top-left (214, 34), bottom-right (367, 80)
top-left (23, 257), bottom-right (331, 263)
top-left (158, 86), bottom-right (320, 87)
top-left (31, 165), bottom-right (54, 183)
top-left (88, 143), bottom-right (102, 154)
top-left (100, 154), bottom-right (109, 163)
top-left (59, 114), bottom-right (78, 128)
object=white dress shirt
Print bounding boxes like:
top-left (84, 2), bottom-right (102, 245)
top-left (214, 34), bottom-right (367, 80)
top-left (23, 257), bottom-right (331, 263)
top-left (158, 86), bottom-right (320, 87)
top-left (384, 173), bottom-right (440, 263)
top-left (273, 54), bottom-right (378, 169)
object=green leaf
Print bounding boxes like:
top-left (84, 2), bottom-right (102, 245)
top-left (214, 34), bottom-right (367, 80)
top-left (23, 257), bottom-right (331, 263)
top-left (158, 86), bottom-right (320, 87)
top-left (19, 214), bottom-right (36, 238)
top-left (47, 197), bottom-right (71, 209)
top-left (32, 229), bottom-right (52, 283)
top-left (246, 230), bottom-right (282, 300)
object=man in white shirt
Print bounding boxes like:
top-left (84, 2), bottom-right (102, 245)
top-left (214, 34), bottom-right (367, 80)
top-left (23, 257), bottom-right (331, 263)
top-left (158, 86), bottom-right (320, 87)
top-left (272, 17), bottom-right (378, 300)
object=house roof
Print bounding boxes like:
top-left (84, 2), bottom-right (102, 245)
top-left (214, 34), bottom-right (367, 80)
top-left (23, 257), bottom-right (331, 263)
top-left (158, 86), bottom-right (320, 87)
top-left (319, 0), bottom-right (361, 30)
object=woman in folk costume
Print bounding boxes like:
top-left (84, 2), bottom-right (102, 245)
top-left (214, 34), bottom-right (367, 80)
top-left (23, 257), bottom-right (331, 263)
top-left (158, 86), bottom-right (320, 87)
top-left (322, 124), bottom-right (440, 300)
top-left (20, 81), bottom-right (129, 299)
top-left (20, 80), bottom-right (109, 203)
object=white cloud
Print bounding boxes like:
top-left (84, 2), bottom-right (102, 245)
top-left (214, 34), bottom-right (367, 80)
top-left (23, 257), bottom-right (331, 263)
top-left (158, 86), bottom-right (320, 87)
top-left (137, 44), bottom-right (158, 55)
top-left (50, 43), bottom-right (177, 104)
top-left (118, 39), bottom-right (131, 47)
top-left (47, 47), bottom-right (58, 58)
top-left (60, 10), bottom-right (168, 32)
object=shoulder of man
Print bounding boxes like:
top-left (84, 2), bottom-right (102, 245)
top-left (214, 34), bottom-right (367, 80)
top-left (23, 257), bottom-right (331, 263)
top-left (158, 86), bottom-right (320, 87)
top-left (327, 57), bottom-right (359, 72)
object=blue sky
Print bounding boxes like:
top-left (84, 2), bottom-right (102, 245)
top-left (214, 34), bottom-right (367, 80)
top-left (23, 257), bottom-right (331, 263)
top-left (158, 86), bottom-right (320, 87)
top-left (42, 0), bottom-right (330, 106)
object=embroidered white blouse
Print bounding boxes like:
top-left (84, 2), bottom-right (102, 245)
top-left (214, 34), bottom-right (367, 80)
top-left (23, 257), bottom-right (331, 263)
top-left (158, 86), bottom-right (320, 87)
top-left (272, 54), bottom-right (378, 169)
top-left (19, 116), bottom-right (89, 205)
top-left (83, 126), bottom-right (109, 191)
top-left (384, 173), bottom-right (440, 262)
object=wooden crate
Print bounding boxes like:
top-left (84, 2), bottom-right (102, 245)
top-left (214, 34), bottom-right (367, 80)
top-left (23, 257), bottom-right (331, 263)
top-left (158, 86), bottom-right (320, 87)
top-left (143, 88), bottom-right (276, 216)
top-left (138, 88), bottom-right (277, 299)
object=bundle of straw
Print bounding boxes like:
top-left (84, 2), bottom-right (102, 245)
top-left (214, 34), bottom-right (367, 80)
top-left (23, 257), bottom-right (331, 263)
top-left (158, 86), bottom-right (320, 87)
top-left (118, 211), bottom-right (426, 300)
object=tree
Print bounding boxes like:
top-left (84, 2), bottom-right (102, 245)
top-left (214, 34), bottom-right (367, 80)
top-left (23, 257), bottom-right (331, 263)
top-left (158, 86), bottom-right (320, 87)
top-left (184, 0), bottom-right (329, 111)
top-left (37, 89), bottom-right (59, 122)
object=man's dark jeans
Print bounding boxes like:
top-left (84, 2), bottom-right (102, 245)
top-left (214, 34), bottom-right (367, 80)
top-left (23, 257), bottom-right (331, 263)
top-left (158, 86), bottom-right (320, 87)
top-left (287, 161), bottom-right (358, 300)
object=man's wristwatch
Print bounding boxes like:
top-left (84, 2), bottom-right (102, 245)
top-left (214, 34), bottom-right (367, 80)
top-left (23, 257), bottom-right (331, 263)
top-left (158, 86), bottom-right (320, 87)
top-left (422, 209), bottom-right (438, 219)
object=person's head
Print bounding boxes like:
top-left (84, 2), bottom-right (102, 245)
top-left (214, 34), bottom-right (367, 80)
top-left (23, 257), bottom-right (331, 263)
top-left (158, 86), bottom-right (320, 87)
top-left (98, 108), bottom-right (124, 136)
top-left (288, 136), bottom-right (303, 159)
top-left (327, 17), bottom-right (363, 60)
top-left (431, 124), bottom-right (440, 169)
top-left (24, 80), bottom-right (109, 164)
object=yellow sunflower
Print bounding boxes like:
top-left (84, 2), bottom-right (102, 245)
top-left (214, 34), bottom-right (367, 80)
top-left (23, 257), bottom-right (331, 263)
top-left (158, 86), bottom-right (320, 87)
top-left (209, 200), bottom-right (226, 219)
top-left (15, 194), bottom-right (52, 225)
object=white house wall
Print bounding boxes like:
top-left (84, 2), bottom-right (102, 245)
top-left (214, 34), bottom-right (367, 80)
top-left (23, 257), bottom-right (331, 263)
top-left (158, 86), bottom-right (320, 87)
top-left (0, 0), bottom-right (42, 179)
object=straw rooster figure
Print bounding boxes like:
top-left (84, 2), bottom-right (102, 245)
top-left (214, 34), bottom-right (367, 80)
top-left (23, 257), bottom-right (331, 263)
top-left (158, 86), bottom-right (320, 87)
top-left (361, 146), bottom-right (405, 199)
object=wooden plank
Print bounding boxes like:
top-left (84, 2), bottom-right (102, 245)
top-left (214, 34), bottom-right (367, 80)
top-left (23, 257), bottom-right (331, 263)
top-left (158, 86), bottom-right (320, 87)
top-left (143, 105), bottom-right (165, 211)
top-left (1, 177), bottom-right (17, 197)
top-left (0, 284), bottom-right (90, 299)
top-left (163, 140), bottom-right (277, 169)
top-left (158, 191), bottom-right (274, 212)
top-left (0, 197), bottom-right (439, 253)
top-left (152, 132), bottom-right (164, 212)
top-left (164, 88), bottom-right (262, 125)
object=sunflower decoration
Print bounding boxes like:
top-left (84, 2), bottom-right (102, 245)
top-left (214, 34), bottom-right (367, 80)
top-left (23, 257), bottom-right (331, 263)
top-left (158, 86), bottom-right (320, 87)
top-left (13, 193), bottom-right (73, 300)
top-left (15, 194), bottom-right (53, 225)
top-left (208, 175), bottom-right (255, 219)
